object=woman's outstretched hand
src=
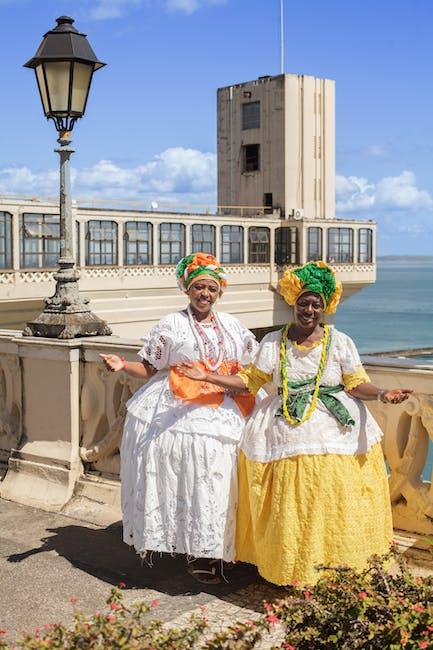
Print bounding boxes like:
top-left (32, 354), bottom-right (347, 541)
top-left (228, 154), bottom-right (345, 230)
top-left (99, 353), bottom-right (124, 372)
top-left (381, 389), bottom-right (413, 404)
top-left (176, 362), bottom-right (208, 382)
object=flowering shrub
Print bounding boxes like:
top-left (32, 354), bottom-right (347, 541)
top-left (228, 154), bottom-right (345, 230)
top-left (270, 548), bottom-right (433, 650)
top-left (0, 549), bottom-right (432, 649)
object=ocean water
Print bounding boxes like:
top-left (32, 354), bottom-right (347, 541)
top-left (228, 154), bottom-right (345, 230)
top-left (335, 259), bottom-right (433, 481)
top-left (335, 259), bottom-right (433, 355)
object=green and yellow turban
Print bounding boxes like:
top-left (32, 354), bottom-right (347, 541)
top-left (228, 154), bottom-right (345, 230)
top-left (176, 252), bottom-right (228, 292)
top-left (277, 261), bottom-right (342, 314)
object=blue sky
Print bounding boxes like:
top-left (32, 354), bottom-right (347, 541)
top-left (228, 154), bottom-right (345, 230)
top-left (0, 0), bottom-right (433, 254)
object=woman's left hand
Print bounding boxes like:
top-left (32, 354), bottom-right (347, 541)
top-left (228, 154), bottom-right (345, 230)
top-left (176, 362), bottom-right (208, 382)
top-left (381, 389), bottom-right (413, 404)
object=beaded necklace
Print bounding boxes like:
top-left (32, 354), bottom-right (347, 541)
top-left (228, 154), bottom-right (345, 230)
top-left (279, 323), bottom-right (330, 426)
top-left (187, 305), bottom-right (227, 372)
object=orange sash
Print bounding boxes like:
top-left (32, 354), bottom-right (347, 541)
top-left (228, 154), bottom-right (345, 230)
top-left (169, 360), bottom-right (255, 417)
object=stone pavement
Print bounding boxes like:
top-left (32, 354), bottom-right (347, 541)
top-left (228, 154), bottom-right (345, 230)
top-left (0, 498), bottom-right (285, 646)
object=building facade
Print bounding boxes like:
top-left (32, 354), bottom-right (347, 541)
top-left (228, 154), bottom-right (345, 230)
top-left (0, 73), bottom-right (376, 336)
top-left (218, 73), bottom-right (335, 220)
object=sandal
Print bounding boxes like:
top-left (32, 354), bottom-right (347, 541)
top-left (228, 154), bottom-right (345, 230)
top-left (187, 559), bottom-right (221, 585)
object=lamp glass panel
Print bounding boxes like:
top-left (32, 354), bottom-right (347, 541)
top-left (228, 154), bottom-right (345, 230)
top-left (35, 65), bottom-right (50, 115)
top-left (71, 62), bottom-right (93, 114)
top-left (44, 62), bottom-right (71, 114)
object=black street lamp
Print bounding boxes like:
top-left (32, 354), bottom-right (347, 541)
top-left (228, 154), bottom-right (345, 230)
top-left (22, 16), bottom-right (111, 339)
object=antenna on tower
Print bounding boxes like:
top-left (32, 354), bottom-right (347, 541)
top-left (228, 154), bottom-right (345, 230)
top-left (280, 0), bottom-right (285, 73)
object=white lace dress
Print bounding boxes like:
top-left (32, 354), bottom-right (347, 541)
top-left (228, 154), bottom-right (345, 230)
top-left (120, 310), bottom-right (257, 562)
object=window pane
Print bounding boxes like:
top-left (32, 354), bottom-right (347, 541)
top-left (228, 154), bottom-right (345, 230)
top-left (21, 213), bottom-right (60, 268)
top-left (307, 228), bottom-right (322, 261)
top-left (242, 101), bottom-right (260, 129)
top-left (124, 221), bottom-right (152, 265)
top-left (327, 228), bottom-right (353, 263)
top-left (220, 226), bottom-right (243, 263)
top-left (85, 220), bottom-right (118, 265)
top-left (275, 227), bottom-right (298, 265)
top-left (191, 224), bottom-right (215, 255)
top-left (159, 223), bottom-right (185, 264)
top-left (0, 212), bottom-right (12, 269)
top-left (249, 227), bottom-right (270, 263)
top-left (358, 228), bottom-right (372, 263)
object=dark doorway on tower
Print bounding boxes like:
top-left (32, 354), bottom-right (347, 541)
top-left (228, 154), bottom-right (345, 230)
top-left (263, 193), bottom-right (273, 214)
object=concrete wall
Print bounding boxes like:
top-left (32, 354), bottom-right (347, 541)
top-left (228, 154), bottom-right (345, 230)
top-left (217, 74), bottom-right (336, 219)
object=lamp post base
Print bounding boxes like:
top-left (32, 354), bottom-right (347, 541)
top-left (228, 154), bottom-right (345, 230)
top-left (23, 310), bottom-right (112, 339)
top-left (23, 263), bottom-right (112, 339)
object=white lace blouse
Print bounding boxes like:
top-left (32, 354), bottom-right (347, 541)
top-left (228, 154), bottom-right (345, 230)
top-left (239, 326), bottom-right (384, 462)
top-left (126, 310), bottom-right (257, 444)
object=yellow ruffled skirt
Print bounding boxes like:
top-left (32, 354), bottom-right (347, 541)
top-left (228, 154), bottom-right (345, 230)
top-left (236, 443), bottom-right (393, 585)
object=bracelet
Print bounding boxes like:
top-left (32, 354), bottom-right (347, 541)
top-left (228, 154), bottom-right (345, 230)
top-left (120, 356), bottom-right (127, 370)
top-left (377, 390), bottom-right (387, 404)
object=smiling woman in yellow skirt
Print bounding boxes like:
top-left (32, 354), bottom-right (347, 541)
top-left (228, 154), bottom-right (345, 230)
top-left (178, 261), bottom-right (412, 585)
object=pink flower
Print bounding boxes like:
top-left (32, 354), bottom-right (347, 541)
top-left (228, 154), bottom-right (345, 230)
top-left (303, 590), bottom-right (312, 600)
top-left (358, 591), bottom-right (368, 600)
top-left (110, 602), bottom-right (121, 611)
top-left (118, 581), bottom-right (126, 589)
top-left (151, 599), bottom-right (159, 608)
top-left (263, 601), bottom-right (272, 612)
top-left (266, 614), bottom-right (279, 625)
top-left (413, 604), bottom-right (425, 613)
top-left (0, 630), bottom-right (6, 635)
top-left (106, 614), bottom-right (116, 622)
top-left (418, 642), bottom-right (428, 649)
top-left (70, 596), bottom-right (78, 605)
top-left (290, 579), bottom-right (300, 587)
top-left (282, 643), bottom-right (295, 650)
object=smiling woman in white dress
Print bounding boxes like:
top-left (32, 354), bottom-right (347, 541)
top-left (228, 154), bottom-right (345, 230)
top-left (100, 252), bottom-right (257, 584)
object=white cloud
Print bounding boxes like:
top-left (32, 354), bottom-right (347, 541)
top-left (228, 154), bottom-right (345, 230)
top-left (376, 171), bottom-right (433, 210)
top-left (365, 144), bottom-right (386, 158)
top-left (335, 174), bottom-right (375, 212)
top-left (164, 0), bottom-right (226, 14)
top-left (336, 170), bottom-right (433, 214)
top-left (84, 0), bottom-right (141, 20)
top-left (83, 0), bottom-right (226, 20)
top-left (0, 166), bottom-right (58, 196)
top-left (0, 147), bottom-right (217, 209)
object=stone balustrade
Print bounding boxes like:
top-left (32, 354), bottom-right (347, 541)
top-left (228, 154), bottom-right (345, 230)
top-left (0, 330), bottom-right (432, 553)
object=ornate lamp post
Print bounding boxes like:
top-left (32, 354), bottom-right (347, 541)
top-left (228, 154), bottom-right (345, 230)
top-left (22, 16), bottom-right (111, 338)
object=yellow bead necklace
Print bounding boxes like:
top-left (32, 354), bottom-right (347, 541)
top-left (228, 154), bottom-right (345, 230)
top-left (279, 323), bottom-right (330, 426)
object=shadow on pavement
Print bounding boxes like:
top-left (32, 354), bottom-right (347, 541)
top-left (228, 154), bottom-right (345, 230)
top-left (7, 520), bottom-right (268, 603)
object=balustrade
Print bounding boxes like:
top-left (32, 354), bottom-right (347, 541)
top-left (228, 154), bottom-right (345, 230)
top-left (0, 332), bottom-right (431, 548)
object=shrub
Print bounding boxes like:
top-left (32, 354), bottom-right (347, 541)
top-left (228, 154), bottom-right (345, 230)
top-left (270, 548), bottom-right (433, 649)
top-left (1, 548), bottom-right (432, 649)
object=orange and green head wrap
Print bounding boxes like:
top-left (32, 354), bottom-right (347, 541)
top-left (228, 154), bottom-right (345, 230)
top-left (176, 252), bottom-right (228, 292)
top-left (277, 261), bottom-right (342, 314)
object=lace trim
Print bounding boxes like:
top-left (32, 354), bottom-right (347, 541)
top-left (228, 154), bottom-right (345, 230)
top-left (343, 365), bottom-right (371, 391)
